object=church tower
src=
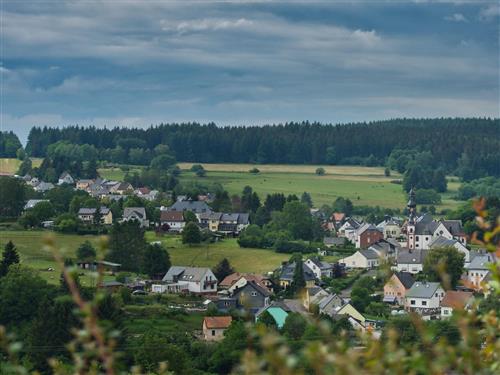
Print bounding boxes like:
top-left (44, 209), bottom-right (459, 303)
top-left (407, 188), bottom-right (417, 250)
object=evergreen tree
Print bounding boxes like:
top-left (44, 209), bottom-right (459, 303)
top-left (76, 241), bottom-right (96, 260)
top-left (213, 258), bottom-right (234, 281)
top-left (142, 243), bottom-right (171, 279)
top-left (300, 192), bottom-right (313, 208)
top-left (291, 254), bottom-right (306, 294)
top-left (106, 221), bottom-right (147, 272)
top-left (0, 241), bottom-right (20, 277)
top-left (182, 222), bottom-right (202, 244)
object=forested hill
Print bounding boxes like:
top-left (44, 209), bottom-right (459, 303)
top-left (25, 118), bottom-right (500, 176)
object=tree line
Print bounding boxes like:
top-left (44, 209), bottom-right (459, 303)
top-left (23, 118), bottom-right (500, 177)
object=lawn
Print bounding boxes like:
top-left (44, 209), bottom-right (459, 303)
top-left (0, 230), bottom-right (290, 284)
top-left (0, 158), bottom-right (42, 175)
top-left (144, 233), bottom-right (290, 274)
top-left (98, 162), bottom-right (461, 210)
top-left (0, 230), bottom-right (107, 285)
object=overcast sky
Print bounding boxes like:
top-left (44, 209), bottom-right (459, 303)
top-left (1, 0), bottom-right (499, 143)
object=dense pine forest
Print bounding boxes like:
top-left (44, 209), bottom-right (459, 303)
top-left (23, 118), bottom-right (500, 177)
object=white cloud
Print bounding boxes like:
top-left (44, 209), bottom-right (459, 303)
top-left (444, 13), bottom-right (468, 22)
top-left (479, 4), bottom-right (500, 21)
top-left (162, 18), bottom-right (254, 34)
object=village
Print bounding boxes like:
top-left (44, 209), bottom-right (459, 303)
top-left (12, 170), bottom-right (495, 341)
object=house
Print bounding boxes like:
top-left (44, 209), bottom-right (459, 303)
top-left (338, 217), bottom-right (362, 240)
top-left (377, 217), bottom-right (403, 239)
top-left (76, 260), bottom-right (121, 273)
top-left (383, 272), bottom-right (415, 305)
top-left (109, 182), bottom-right (133, 195)
top-left (33, 181), bottom-right (54, 193)
top-left (304, 257), bottom-right (334, 279)
top-left (76, 179), bottom-right (94, 191)
top-left (77, 207), bottom-right (113, 225)
top-left (255, 301), bottom-right (290, 329)
top-left (199, 212), bottom-right (222, 232)
top-left (24, 199), bottom-right (49, 210)
top-left (429, 236), bottom-right (471, 262)
top-left (160, 210), bottom-right (185, 232)
top-left (226, 274), bottom-right (272, 294)
top-left (463, 252), bottom-right (496, 290)
top-left (203, 316), bottom-right (232, 341)
top-left (405, 281), bottom-right (445, 320)
top-left (334, 303), bottom-right (366, 326)
top-left (339, 249), bottom-right (380, 269)
top-left (407, 213), bottom-right (467, 250)
top-left (368, 239), bottom-right (400, 260)
top-left (122, 207), bottom-right (149, 227)
top-left (303, 286), bottom-right (330, 311)
top-left (232, 281), bottom-right (271, 314)
top-left (160, 266), bottom-right (217, 294)
top-left (394, 249), bottom-right (429, 274)
top-left (205, 296), bottom-right (238, 313)
top-left (318, 294), bottom-right (345, 316)
top-left (355, 224), bottom-right (384, 249)
top-left (169, 199), bottom-right (212, 218)
top-left (58, 172), bottom-right (74, 185)
top-left (440, 291), bottom-right (474, 319)
top-left (134, 187), bottom-right (159, 201)
top-left (279, 262), bottom-right (317, 289)
top-left (323, 237), bottom-right (346, 248)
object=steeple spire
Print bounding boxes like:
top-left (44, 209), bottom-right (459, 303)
top-left (407, 187), bottom-right (417, 224)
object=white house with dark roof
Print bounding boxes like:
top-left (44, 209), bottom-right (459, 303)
top-left (339, 249), bottom-right (380, 269)
top-left (429, 236), bottom-right (470, 262)
top-left (122, 207), bottom-right (149, 227)
top-left (394, 249), bottom-right (429, 274)
top-left (304, 257), bottom-right (334, 279)
top-left (156, 266), bottom-right (217, 294)
top-left (77, 207), bottom-right (113, 225)
top-left (463, 252), bottom-right (496, 290)
top-left (58, 172), bottom-right (74, 185)
top-left (405, 281), bottom-right (444, 320)
top-left (169, 199), bottom-right (212, 219)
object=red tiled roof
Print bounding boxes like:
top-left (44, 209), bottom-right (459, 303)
top-left (203, 316), bottom-right (232, 329)
top-left (160, 210), bottom-right (184, 222)
top-left (220, 272), bottom-right (243, 287)
top-left (441, 291), bottom-right (474, 309)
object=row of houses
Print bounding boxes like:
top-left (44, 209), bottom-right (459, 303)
top-left (383, 272), bottom-right (475, 320)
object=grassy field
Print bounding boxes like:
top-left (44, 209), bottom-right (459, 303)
top-left (0, 230), bottom-right (294, 284)
top-left (0, 158), bottom-right (42, 175)
top-left (98, 162), bottom-right (461, 210)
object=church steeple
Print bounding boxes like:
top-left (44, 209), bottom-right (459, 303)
top-left (407, 187), bottom-right (417, 224)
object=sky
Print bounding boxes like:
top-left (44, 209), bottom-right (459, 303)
top-left (1, 0), bottom-right (499, 143)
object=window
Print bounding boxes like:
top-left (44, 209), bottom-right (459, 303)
top-left (212, 330), bottom-right (215, 336)
top-left (411, 300), bottom-right (416, 305)
top-left (422, 301), bottom-right (427, 306)
top-left (425, 237), bottom-right (429, 241)
top-left (444, 310), bottom-right (449, 315)
top-left (251, 291), bottom-right (257, 296)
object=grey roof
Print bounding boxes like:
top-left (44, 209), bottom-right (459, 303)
top-left (394, 272), bottom-right (415, 289)
top-left (318, 294), bottom-right (344, 310)
top-left (429, 236), bottom-right (458, 249)
top-left (369, 239), bottom-right (399, 255)
top-left (237, 213), bottom-right (250, 225)
top-left (396, 249), bottom-right (429, 264)
top-left (221, 213), bottom-right (239, 222)
top-left (324, 237), bottom-right (345, 246)
top-left (199, 212), bottom-right (223, 221)
top-left (24, 199), bottom-right (48, 210)
top-left (34, 182), bottom-right (54, 191)
top-left (170, 199), bottom-right (212, 214)
top-left (440, 220), bottom-right (465, 236)
top-left (405, 281), bottom-right (442, 299)
top-left (358, 249), bottom-right (379, 260)
top-left (233, 280), bottom-right (271, 297)
top-left (280, 262), bottom-right (317, 282)
top-left (307, 257), bottom-right (333, 270)
top-left (466, 253), bottom-right (496, 271)
top-left (78, 206), bottom-right (111, 215)
top-left (162, 266), bottom-right (211, 283)
top-left (123, 207), bottom-right (146, 220)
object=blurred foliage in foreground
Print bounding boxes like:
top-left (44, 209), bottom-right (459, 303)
top-left (0, 198), bottom-right (499, 374)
